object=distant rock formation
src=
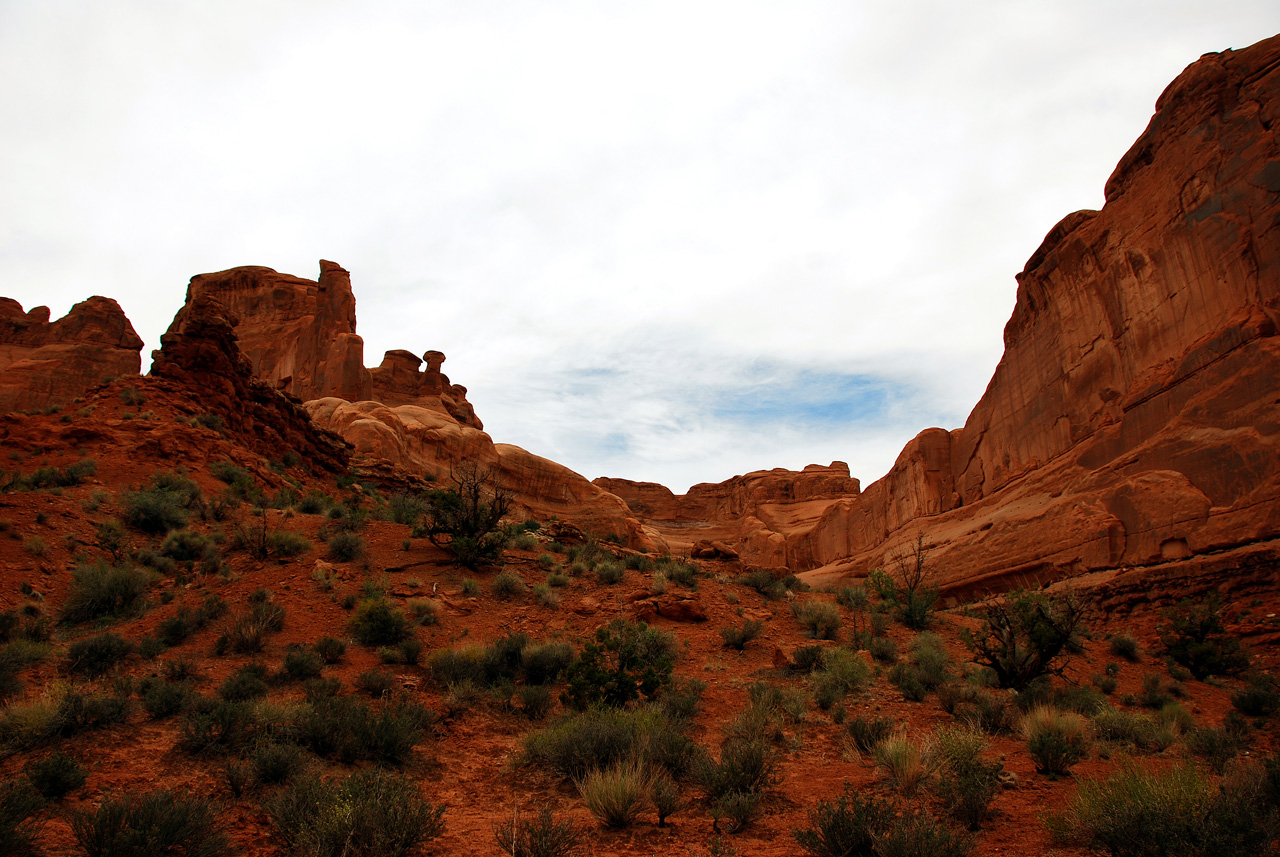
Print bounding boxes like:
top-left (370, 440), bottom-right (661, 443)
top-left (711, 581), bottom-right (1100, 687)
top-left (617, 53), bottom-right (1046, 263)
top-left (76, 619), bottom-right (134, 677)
top-left (0, 296), bottom-right (143, 413)
top-left (150, 293), bottom-right (350, 473)
top-left (369, 349), bottom-right (482, 429)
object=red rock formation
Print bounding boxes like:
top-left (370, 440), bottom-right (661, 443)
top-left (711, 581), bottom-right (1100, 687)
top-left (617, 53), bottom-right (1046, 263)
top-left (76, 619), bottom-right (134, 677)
top-left (184, 261), bottom-right (372, 402)
top-left (368, 349), bottom-right (482, 428)
top-left (799, 35), bottom-right (1280, 592)
top-left (150, 293), bottom-right (349, 473)
top-left (0, 296), bottom-right (143, 412)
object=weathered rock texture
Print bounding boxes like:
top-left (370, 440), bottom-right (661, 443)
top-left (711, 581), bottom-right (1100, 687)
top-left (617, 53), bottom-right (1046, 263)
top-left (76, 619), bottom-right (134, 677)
top-left (368, 349), bottom-right (482, 429)
top-left (0, 297), bottom-right (143, 412)
top-left (151, 293), bottom-right (350, 473)
top-left (610, 35), bottom-right (1280, 593)
top-left (183, 261), bottom-right (371, 403)
top-left (305, 397), bottom-right (658, 549)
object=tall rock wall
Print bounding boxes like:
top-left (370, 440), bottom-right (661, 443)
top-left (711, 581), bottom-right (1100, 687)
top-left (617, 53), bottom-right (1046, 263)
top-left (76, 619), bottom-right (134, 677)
top-left (0, 296), bottom-right (143, 412)
top-left (799, 35), bottom-right (1280, 592)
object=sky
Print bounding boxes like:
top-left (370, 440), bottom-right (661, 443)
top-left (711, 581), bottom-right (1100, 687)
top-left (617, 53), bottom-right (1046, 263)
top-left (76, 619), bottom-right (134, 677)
top-left (1, 2), bottom-right (1275, 492)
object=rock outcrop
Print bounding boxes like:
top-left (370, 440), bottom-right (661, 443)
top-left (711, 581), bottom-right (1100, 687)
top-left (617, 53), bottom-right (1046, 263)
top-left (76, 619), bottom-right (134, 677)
top-left (150, 293), bottom-right (350, 473)
top-left (0, 297), bottom-right (143, 412)
top-left (368, 349), bottom-right (482, 428)
top-left (183, 261), bottom-right (372, 403)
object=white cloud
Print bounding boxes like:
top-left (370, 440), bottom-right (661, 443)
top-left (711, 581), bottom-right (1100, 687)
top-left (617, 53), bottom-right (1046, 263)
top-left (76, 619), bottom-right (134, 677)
top-left (1, 1), bottom-right (1275, 491)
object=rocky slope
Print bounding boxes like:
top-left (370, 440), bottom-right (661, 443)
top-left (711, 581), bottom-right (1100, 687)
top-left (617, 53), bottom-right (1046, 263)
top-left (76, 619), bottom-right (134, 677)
top-left (0, 296), bottom-right (142, 412)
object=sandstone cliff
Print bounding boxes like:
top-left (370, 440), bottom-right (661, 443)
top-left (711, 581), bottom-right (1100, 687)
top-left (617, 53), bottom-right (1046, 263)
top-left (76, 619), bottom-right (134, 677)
top-left (0, 296), bottom-right (143, 413)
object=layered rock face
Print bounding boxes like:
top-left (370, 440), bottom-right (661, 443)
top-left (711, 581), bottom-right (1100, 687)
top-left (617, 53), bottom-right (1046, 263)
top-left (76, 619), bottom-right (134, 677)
top-left (797, 36), bottom-right (1280, 592)
top-left (184, 261), bottom-right (371, 402)
top-left (0, 297), bottom-right (143, 412)
top-left (368, 349), bottom-right (482, 429)
top-left (150, 293), bottom-right (350, 473)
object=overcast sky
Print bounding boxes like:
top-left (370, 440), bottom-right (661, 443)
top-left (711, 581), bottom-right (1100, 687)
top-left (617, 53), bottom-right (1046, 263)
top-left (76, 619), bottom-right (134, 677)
top-left (1, 3), bottom-right (1275, 492)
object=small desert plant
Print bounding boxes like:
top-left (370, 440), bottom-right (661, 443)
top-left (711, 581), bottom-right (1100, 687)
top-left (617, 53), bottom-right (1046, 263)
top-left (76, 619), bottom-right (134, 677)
top-left (493, 807), bottom-right (581, 857)
top-left (25, 751), bottom-right (87, 799)
top-left (293, 696), bottom-right (430, 765)
top-left (327, 531), bottom-right (366, 561)
top-left (1109, 634), bottom-right (1141, 661)
top-left (1158, 593), bottom-right (1250, 679)
top-left (868, 534), bottom-right (937, 629)
top-left (649, 771), bottom-right (687, 827)
top-left (793, 785), bottom-right (896, 857)
top-left (1023, 706), bottom-right (1090, 776)
top-left (141, 680), bottom-right (192, 719)
top-left (811, 648), bottom-right (873, 709)
top-left (219, 664), bottom-right (270, 702)
top-left (1090, 706), bottom-right (1176, 752)
top-left (0, 779), bottom-right (45, 856)
top-left (792, 600), bottom-right (841, 640)
top-left (313, 635), bottom-right (346, 664)
top-left (120, 471), bottom-right (202, 534)
top-left (266, 530), bottom-right (311, 558)
top-left (250, 741), bottom-right (305, 785)
top-left (355, 668), bottom-right (396, 697)
top-left (413, 463), bottom-right (514, 569)
top-left (931, 727), bottom-right (1003, 830)
top-left (461, 578), bottom-right (480, 596)
top-left (576, 760), bottom-right (651, 828)
top-left (179, 699), bottom-right (260, 754)
top-left (739, 569), bottom-right (785, 600)
top-left (281, 648), bottom-right (324, 681)
top-left (875, 810), bottom-right (974, 857)
top-left (522, 641), bottom-right (575, 686)
top-left (1232, 673), bottom-right (1280, 717)
top-left (61, 561), bottom-right (152, 624)
top-left (875, 731), bottom-right (934, 795)
top-left (1045, 761), bottom-right (1277, 857)
top-left (593, 562), bottom-right (624, 586)
top-left (350, 597), bottom-right (412, 647)
top-left (70, 790), bottom-right (232, 857)
top-left (269, 769), bottom-right (445, 857)
top-left (563, 620), bottom-right (677, 709)
top-left (846, 714), bottom-right (894, 752)
top-left (66, 632), bottom-right (134, 677)
top-left (720, 618), bottom-right (764, 650)
top-left (493, 570), bottom-right (527, 600)
top-left (407, 598), bottom-right (440, 625)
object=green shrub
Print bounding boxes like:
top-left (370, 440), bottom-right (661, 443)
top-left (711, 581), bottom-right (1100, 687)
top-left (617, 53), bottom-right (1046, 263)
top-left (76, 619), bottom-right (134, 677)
top-left (658, 676), bottom-right (706, 722)
top-left (846, 715), bottom-right (893, 752)
top-left (355, 668), bottom-right (396, 697)
top-left (61, 561), bottom-right (152, 624)
top-left (563, 620), bottom-right (676, 709)
top-left (1232, 673), bottom-right (1279, 717)
top-left (932, 727), bottom-right (1003, 830)
top-left (739, 569), bottom-right (785, 600)
top-left (266, 530), bottom-right (310, 558)
top-left (1023, 706), bottom-right (1090, 777)
top-left (0, 779), bottom-right (44, 856)
top-left (219, 664), bottom-right (269, 701)
top-left (720, 618), bottom-right (764, 650)
top-left (593, 562), bottom-right (624, 586)
top-left (327, 531), bottom-right (366, 561)
top-left (293, 696), bottom-right (430, 765)
top-left (874, 732), bottom-right (933, 796)
top-left (66, 632), bottom-right (134, 677)
top-left (521, 706), bottom-right (689, 780)
top-left (179, 699), bottom-right (259, 754)
top-left (794, 784), bottom-right (896, 857)
top-left (120, 471), bottom-right (202, 533)
top-left (577, 759), bottom-right (651, 828)
top-left (349, 598), bottom-right (411, 647)
top-left (25, 751), bottom-right (86, 799)
top-left (811, 648), bottom-right (873, 709)
top-left (407, 598), bottom-right (440, 625)
top-left (1045, 762), bottom-right (1276, 857)
top-left (521, 641), bottom-right (575, 686)
top-left (696, 734), bottom-right (778, 801)
top-left (1090, 707), bottom-right (1175, 751)
top-left (868, 535), bottom-right (937, 629)
top-left (493, 807), bottom-right (580, 857)
top-left (1158, 594), bottom-right (1250, 680)
top-left (875, 810), bottom-right (974, 857)
top-left (1185, 722), bottom-right (1247, 774)
top-left (297, 490), bottom-right (333, 515)
top-left (492, 570), bottom-right (527, 600)
top-left (428, 647), bottom-right (487, 688)
top-left (160, 529), bottom-right (209, 562)
top-left (269, 769), bottom-right (445, 857)
top-left (962, 589), bottom-right (1086, 690)
top-left (793, 600), bottom-right (841, 640)
top-left (313, 636), bottom-right (346, 664)
top-left (868, 636), bottom-right (898, 663)
top-left (1109, 634), bottom-right (1141, 661)
top-left (656, 557), bottom-right (699, 588)
top-left (216, 601), bottom-right (285, 655)
top-left (70, 790), bottom-right (231, 857)
top-left (413, 463), bottom-right (513, 569)
top-left (141, 680), bottom-right (192, 719)
top-left (282, 648), bottom-right (324, 681)
top-left (250, 741), bottom-right (305, 785)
